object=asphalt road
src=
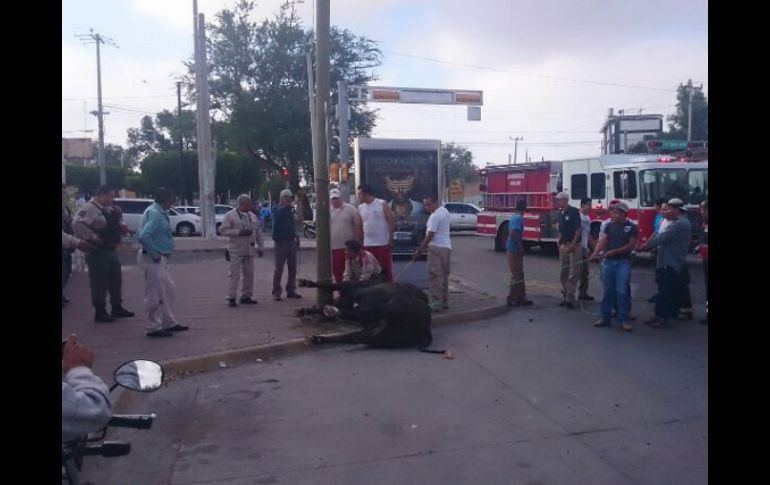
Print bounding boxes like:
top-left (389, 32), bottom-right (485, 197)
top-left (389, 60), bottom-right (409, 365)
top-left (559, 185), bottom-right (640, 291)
top-left (82, 236), bottom-right (707, 484)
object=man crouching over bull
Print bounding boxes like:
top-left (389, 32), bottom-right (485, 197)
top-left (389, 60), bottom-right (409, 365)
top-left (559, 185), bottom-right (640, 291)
top-left (297, 277), bottom-right (444, 353)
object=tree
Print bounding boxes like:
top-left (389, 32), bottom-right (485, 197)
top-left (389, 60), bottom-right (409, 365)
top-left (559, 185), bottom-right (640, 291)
top-left (666, 82), bottom-right (708, 141)
top-left (126, 115), bottom-right (172, 162)
top-left (441, 143), bottom-right (479, 188)
top-left (194, 0), bottom-right (381, 190)
top-left (65, 166), bottom-right (128, 196)
top-left (155, 109), bottom-right (197, 150)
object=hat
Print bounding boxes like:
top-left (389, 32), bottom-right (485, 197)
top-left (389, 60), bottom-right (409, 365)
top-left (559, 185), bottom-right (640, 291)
top-left (329, 188), bottom-right (341, 199)
top-left (667, 198), bottom-right (686, 210)
top-left (555, 192), bottom-right (569, 200)
top-left (613, 202), bottom-right (629, 214)
top-left (280, 189), bottom-right (294, 198)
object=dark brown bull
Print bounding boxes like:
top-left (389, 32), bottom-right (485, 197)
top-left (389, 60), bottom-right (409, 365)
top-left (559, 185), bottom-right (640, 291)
top-left (297, 279), bottom-right (444, 353)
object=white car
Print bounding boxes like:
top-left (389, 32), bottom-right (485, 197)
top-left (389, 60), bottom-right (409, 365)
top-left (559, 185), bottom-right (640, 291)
top-left (176, 205), bottom-right (235, 233)
top-left (444, 202), bottom-right (483, 231)
top-left (115, 199), bottom-right (202, 237)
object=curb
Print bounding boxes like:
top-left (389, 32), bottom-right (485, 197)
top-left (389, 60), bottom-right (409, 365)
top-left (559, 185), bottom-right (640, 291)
top-left (138, 300), bottom-right (510, 386)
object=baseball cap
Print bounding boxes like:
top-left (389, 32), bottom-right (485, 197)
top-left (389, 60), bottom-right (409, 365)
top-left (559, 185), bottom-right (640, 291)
top-left (667, 198), bottom-right (686, 210)
top-left (554, 192), bottom-right (569, 200)
top-left (613, 202), bottom-right (629, 213)
top-left (329, 188), bottom-right (341, 199)
top-left (280, 189), bottom-right (294, 198)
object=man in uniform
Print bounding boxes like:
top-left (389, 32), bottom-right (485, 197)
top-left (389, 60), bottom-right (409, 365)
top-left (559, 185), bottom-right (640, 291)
top-left (555, 192), bottom-right (582, 309)
top-left (73, 185), bottom-right (134, 323)
top-left (220, 194), bottom-right (264, 307)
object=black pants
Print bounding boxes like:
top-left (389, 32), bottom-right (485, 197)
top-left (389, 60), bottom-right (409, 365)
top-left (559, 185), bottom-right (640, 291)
top-left (85, 248), bottom-right (122, 310)
top-left (62, 251), bottom-right (72, 295)
top-left (655, 267), bottom-right (682, 320)
top-left (677, 266), bottom-right (692, 311)
top-left (703, 260), bottom-right (708, 318)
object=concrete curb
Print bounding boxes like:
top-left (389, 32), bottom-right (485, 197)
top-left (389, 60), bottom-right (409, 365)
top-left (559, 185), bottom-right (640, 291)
top-left (149, 300), bottom-right (510, 383)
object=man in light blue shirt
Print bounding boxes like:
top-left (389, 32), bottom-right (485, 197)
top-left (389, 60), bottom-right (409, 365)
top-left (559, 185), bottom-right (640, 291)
top-left (506, 199), bottom-right (532, 307)
top-left (138, 188), bottom-right (189, 338)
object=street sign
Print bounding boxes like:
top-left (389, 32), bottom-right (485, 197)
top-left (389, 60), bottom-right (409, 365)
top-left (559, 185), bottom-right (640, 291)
top-left (661, 140), bottom-right (688, 150)
top-left (350, 85), bottom-right (484, 106)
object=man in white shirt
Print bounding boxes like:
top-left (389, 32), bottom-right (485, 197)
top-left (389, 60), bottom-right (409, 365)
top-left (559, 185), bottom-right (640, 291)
top-left (357, 184), bottom-right (396, 281)
top-left (414, 196), bottom-right (452, 312)
top-left (330, 188), bottom-right (363, 283)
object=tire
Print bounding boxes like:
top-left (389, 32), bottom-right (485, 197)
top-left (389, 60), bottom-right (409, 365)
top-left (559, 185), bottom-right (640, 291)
top-left (494, 222), bottom-right (509, 252)
top-left (176, 222), bottom-right (195, 237)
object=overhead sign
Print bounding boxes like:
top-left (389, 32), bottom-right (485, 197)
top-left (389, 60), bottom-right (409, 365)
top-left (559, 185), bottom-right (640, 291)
top-left (62, 138), bottom-right (94, 159)
top-left (351, 85), bottom-right (484, 106)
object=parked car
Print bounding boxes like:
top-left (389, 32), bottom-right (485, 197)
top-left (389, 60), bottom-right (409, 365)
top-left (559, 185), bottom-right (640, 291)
top-left (114, 199), bottom-right (202, 237)
top-left (444, 202), bottom-right (483, 231)
top-left (176, 204), bottom-right (234, 234)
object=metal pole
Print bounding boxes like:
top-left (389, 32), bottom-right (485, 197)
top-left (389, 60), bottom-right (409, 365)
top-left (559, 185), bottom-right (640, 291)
top-left (313, 0), bottom-right (332, 305)
top-left (306, 52), bottom-right (317, 165)
top-left (177, 81), bottom-right (185, 203)
top-left (687, 79), bottom-right (693, 143)
top-left (95, 35), bottom-right (106, 185)
top-left (197, 14), bottom-right (215, 238)
top-left (337, 81), bottom-right (350, 200)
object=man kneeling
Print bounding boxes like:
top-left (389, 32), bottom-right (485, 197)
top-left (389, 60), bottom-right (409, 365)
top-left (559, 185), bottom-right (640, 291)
top-left (343, 239), bottom-right (384, 283)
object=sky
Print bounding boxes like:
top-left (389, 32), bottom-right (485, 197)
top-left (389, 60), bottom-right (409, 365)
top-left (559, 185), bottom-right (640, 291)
top-left (62, 0), bottom-right (708, 166)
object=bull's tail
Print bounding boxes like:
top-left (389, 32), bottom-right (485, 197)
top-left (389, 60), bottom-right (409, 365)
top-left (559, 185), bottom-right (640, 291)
top-left (416, 332), bottom-right (450, 356)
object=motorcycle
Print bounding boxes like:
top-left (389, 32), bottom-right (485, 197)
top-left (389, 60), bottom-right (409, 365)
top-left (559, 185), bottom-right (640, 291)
top-left (62, 359), bottom-right (164, 485)
top-left (303, 221), bottom-right (316, 239)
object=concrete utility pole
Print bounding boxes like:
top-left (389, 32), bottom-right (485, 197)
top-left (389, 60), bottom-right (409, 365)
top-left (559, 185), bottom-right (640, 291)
top-left (687, 78), bottom-right (693, 143)
top-left (337, 80), bottom-right (351, 201)
top-left (77, 30), bottom-right (117, 185)
top-left (194, 11), bottom-right (215, 237)
top-left (313, 0), bottom-right (332, 304)
top-left (510, 136), bottom-right (523, 164)
top-left (177, 81), bottom-right (185, 203)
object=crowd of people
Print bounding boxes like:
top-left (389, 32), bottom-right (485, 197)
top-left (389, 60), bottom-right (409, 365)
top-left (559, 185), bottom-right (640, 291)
top-left (502, 192), bottom-right (708, 332)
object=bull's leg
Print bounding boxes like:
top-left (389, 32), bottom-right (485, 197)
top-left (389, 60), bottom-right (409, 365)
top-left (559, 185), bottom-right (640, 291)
top-left (311, 329), bottom-right (374, 345)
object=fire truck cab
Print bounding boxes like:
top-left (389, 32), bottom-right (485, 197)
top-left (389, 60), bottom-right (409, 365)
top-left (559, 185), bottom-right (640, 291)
top-left (477, 154), bottom-right (708, 253)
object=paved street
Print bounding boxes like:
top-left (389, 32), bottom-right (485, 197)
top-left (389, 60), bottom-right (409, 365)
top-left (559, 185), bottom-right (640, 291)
top-left (78, 235), bottom-right (708, 484)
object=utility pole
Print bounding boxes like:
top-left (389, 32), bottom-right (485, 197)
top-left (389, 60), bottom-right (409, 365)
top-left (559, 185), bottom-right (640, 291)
top-left (510, 136), bottom-right (523, 164)
top-left (306, 52), bottom-right (317, 167)
top-left (77, 30), bottom-right (117, 186)
top-left (194, 11), bottom-right (215, 237)
top-left (686, 78), bottom-right (693, 143)
top-left (313, 0), bottom-right (332, 304)
top-left (177, 81), bottom-right (185, 204)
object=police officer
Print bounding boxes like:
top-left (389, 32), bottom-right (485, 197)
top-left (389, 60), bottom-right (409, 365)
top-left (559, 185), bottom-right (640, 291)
top-left (73, 185), bottom-right (134, 323)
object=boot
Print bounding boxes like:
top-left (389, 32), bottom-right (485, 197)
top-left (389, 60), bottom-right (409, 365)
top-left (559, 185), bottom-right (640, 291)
top-left (111, 306), bottom-right (135, 318)
top-left (94, 307), bottom-right (116, 323)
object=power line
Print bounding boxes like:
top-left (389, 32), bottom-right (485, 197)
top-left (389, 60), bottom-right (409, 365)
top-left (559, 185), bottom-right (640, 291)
top-left (381, 50), bottom-right (677, 92)
top-left (63, 94), bottom-right (177, 101)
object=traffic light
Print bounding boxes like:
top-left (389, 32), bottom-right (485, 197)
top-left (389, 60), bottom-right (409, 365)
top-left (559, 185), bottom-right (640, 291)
top-left (281, 167), bottom-right (289, 178)
top-left (330, 162), bottom-right (340, 182)
top-left (340, 162), bottom-right (349, 182)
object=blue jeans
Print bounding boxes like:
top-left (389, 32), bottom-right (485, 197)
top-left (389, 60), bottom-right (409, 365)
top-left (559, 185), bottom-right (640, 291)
top-left (601, 259), bottom-right (631, 323)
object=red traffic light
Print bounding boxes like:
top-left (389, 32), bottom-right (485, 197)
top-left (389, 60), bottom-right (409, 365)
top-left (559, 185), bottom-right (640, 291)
top-left (281, 167), bottom-right (289, 178)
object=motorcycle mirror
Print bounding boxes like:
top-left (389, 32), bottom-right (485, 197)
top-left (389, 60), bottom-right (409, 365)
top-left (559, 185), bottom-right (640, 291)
top-left (113, 360), bottom-right (164, 392)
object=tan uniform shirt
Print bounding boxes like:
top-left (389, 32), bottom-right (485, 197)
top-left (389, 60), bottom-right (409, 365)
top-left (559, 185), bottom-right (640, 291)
top-left (220, 209), bottom-right (264, 255)
top-left (72, 199), bottom-right (108, 242)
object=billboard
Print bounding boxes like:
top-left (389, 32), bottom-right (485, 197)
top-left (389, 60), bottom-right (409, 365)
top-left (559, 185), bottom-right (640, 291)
top-left (62, 138), bottom-right (94, 159)
top-left (359, 149), bottom-right (439, 219)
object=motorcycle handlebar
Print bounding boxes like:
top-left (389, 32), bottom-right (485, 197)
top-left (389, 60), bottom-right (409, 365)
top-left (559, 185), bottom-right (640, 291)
top-left (108, 414), bottom-right (156, 429)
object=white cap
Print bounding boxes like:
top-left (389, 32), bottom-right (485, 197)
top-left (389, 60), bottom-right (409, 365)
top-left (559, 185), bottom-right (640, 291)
top-left (555, 192), bottom-right (569, 200)
top-left (329, 188), bottom-right (341, 199)
top-left (280, 189), bottom-right (294, 198)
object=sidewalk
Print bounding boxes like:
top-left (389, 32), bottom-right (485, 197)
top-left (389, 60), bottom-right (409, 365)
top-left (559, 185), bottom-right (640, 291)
top-left (62, 250), bottom-right (506, 380)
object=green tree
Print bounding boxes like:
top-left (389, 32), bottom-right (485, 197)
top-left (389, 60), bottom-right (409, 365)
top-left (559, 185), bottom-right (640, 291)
top-left (155, 109), bottom-right (197, 150)
top-left (65, 166), bottom-right (128, 195)
top-left (126, 115), bottom-right (172, 162)
top-left (666, 82), bottom-right (708, 141)
top-left (441, 143), bottom-right (478, 188)
top-left (194, 0), bottom-right (380, 190)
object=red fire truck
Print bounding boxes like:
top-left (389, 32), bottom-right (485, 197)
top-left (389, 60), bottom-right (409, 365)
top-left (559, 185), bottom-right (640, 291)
top-left (477, 154), bottom-right (708, 252)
